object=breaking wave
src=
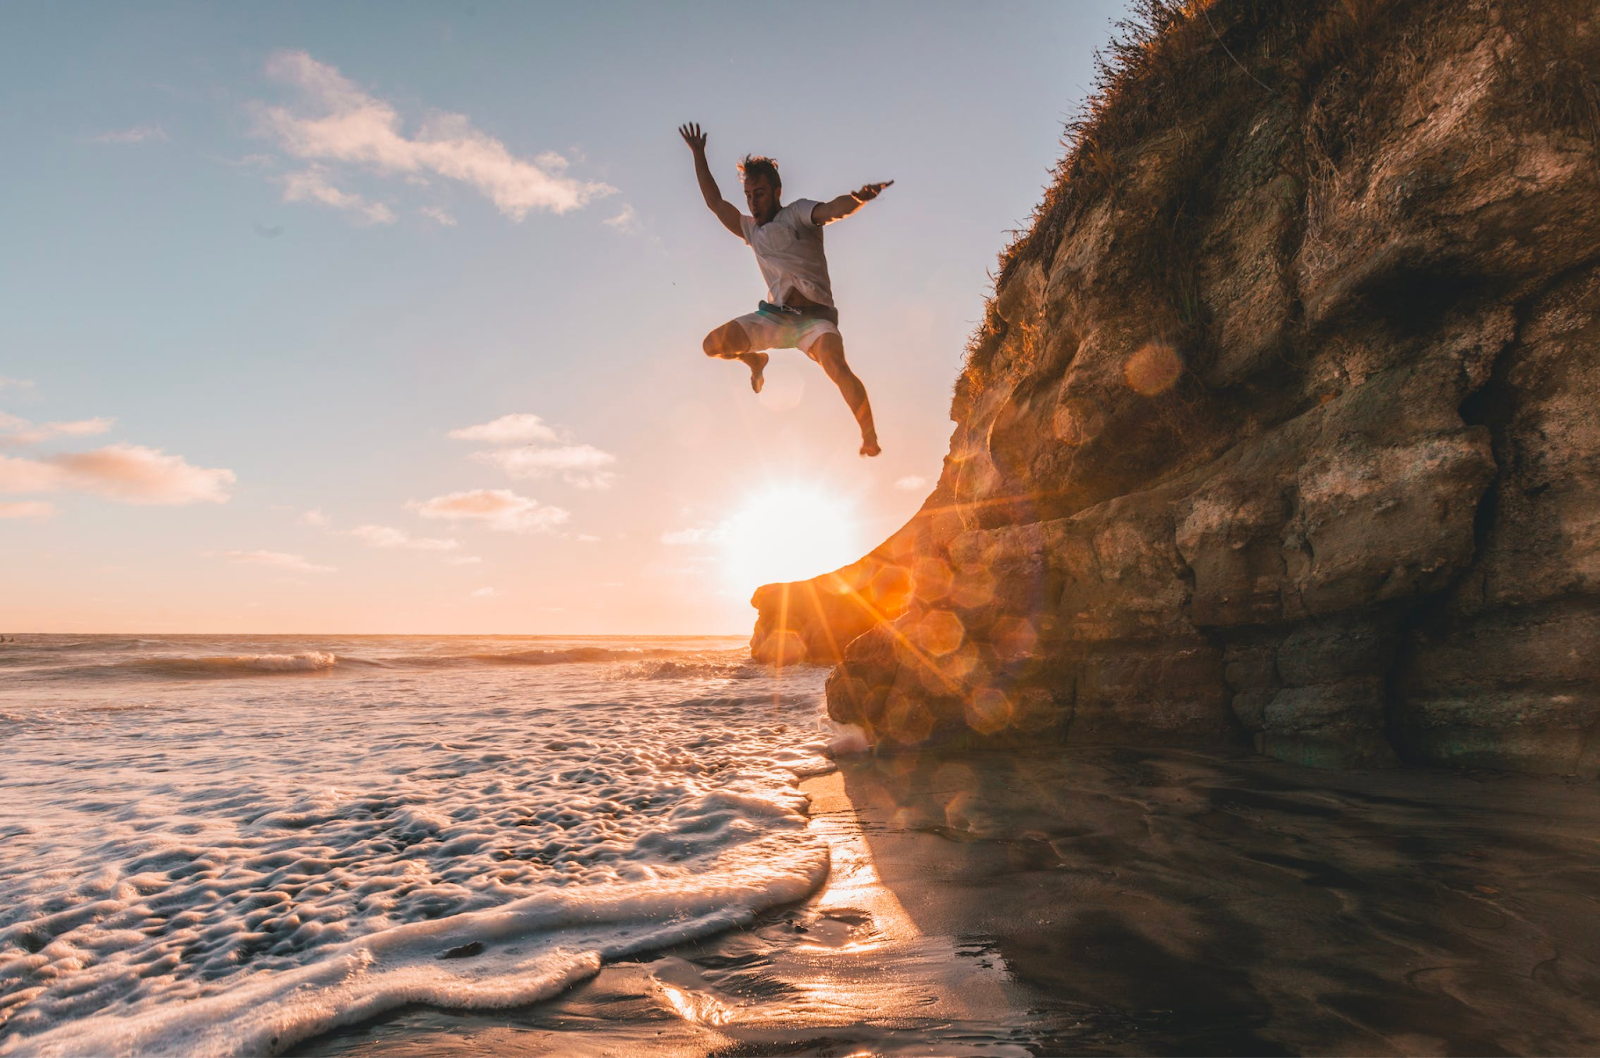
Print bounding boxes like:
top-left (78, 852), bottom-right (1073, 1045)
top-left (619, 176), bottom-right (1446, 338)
top-left (8, 644), bottom-right (737, 683)
top-left (0, 633), bottom-right (833, 1057)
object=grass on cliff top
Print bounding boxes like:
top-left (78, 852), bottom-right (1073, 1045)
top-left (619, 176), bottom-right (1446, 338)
top-left (957, 0), bottom-right (1599, 405)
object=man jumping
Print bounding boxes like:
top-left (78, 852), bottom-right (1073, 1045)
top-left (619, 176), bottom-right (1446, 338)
top-left (679, 122), bottom-right (890, 457)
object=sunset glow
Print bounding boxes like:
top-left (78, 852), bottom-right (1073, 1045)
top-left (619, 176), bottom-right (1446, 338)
top-left (721, 484), bottom-right (863, 597)
top-left (1, 2), bottom-right (1115, 634)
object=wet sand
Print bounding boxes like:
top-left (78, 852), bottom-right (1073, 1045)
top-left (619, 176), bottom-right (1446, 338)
top-left (297, 747), bottom-right (1600, 1056)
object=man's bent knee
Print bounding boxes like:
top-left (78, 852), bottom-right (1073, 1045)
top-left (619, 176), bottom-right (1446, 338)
top-left (704, 322), bottom-right (751, 359)
top-left (808, 333), bottom-right (850, 376)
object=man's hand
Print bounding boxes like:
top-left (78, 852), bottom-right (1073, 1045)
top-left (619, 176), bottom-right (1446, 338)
top-left (850, 180), bottom-right (894, 202)
top-left (680, 122), bottom-right (741, 238)
top-left (679, 122), bottom-right (708, 154)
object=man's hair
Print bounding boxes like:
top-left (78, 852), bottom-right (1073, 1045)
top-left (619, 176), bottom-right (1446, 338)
top-left (738, 154), bottom-right (781, 190)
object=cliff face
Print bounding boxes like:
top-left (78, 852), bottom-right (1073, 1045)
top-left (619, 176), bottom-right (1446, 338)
top-left (750, 0), bottom-right (1600, 775)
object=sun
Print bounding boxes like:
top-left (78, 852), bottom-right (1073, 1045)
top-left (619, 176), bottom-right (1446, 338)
top-left (721, 483), bottom-right (863, 595)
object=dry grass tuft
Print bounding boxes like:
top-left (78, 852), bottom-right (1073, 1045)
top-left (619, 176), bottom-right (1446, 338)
top-left (954, 0), bottom-right (1599, 408)
top-left (1493, 0), bottom-right (1600, 157)
top-left (954, 0), bottom-right (1404, 400)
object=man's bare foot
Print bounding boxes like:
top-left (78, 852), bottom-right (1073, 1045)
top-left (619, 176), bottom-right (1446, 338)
top-left (859, 435), bottom-right (881, 457)
top-left (741, 352), bottom-right (769, 393)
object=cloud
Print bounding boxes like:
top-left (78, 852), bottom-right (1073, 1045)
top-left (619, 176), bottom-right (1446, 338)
top-left (0, 454), bottom-right (62, 493)
top-left (447, 413), bottom-right (616, 488)
top-left (661, 523), bottom-right (723, 546)
top-left (472, 444), bottom-right (617, 489)
top-left (420, 205), bottom-right (457, 226)
top-left (0, 376), bottom-right (35, 393)
top-left (602, 204), bottom-right (640, 234)
top-left (298, 508), bottom-right (330, 527)
top-left (207, 549), bottom-right (335, 573)
top-left (0, 444), bottom-right (234, 504)
top-left (254, 50), bottom-right (614, 221)
top-left (409, 488), bottom-right (569, 533)
top-left (254, 222), bottom-right (286, 238)
top-left (281, 166), bottom-right (395, 224)
top-left (344, 524), bottom-right (459, 551)
top-left (446, 554), bottom-right (483, 565)
top-left (0, 501), bottom-right (57, 521)
top-left (447, 413), bottom-right (560, 445)
top-left (95, 125), bottom-right (168, 144)
top-left (469, 586), bottom-right (498, 598)
top-left (0, 416), bottom-right (115, 446)
top-left (893, 475), bottom-right (929, 491)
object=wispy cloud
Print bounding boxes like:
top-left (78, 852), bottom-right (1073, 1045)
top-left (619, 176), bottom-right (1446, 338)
top-left (0, 501), bottom-right (57, 521)
top-left (0, 444), bottom-right (233, 504)
top-left (281, 166), bottom-right (395, 224)
top-left (469, 586), bottom-right (498, 598)
top-left (602, 204), bottom-right (640, 234)
top-left (449, 413), bottom-right (618, 489)
top-left (409, 488), bottom-right (569, 533)
top-left (253, 50), bottom-right (614, 221)
top-left (95, 125), bottom-right (168, 145)
top-left (893, 475), bottom-right (928, 491)
top-left (473, 444), bottom-right (616, 489)
top-left (344, 524), bottom-right (459, 551)
top-left (420, 205), bottom-right (457, 226)
top-left (207, 549), bottom-right (335, 573)
top-left (0, 376), bottom-right (35, 393)
top-left (298, 508), bottom-right (331, 527)
top-left (661, 523), bottom-right (724, 546)
top-left (448, 413), bottom-right (559, 445)
top-left (0, 416), bottom-right (115, 446)
top-left (446, 554), bottom-right (483, 565)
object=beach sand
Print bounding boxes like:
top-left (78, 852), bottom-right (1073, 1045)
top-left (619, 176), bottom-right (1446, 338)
top-left (297, 747), bottom-right (1600, 1056)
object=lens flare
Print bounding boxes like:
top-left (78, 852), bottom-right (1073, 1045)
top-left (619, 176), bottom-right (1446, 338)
top-left (965, 687), bottom-right (1014, 734)
top-left (1123, 341), bottom-right (1183, 396)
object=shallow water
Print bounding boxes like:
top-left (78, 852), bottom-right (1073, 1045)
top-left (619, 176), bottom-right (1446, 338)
top-left (8, 636), bottom-right (1600, 1056)
top-left (302, 746), bottom-right (1600, 1057)
top-left (0, 634), bottom-right (840, 1057)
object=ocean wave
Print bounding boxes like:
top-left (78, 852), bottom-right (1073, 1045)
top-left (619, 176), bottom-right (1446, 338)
top-left (15, 647), bottom-right (719, 682)
top-left (0, 663), bottom-right (837, 1057)
top-left (132, 652), bottom-right (344, 677)
top-left (398, 647), bottom-right (681, 668)
top-left (617, 656), bottom-right (763, 681)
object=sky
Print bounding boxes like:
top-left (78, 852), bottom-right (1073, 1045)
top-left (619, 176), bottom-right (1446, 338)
top-left (1, 0), bottom-right (1129, 635)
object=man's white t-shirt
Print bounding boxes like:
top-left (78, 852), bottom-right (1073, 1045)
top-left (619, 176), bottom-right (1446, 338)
top-left (739, 199), bottom-right (835, 309)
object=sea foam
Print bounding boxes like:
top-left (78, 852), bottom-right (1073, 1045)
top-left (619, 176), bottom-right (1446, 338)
top-left (0, 635), bottom-right (836, 1057)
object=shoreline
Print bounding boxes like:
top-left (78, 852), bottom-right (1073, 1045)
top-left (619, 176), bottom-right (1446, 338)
top-left (297, 746), bottom-right (1600, 1056)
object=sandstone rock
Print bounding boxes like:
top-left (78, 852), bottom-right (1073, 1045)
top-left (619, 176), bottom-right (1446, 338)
top-left (750, 0), bottom-right (1600, 775)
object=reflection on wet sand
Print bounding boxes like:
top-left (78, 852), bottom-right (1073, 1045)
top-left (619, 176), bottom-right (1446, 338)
top-left (298, 747), bottom-right (1600, 1056)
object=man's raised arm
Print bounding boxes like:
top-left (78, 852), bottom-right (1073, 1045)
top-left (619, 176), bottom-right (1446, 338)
top-left (678, 123), bottom-right (743, 238)
top-left (811, 180), bottom-right (894, 225)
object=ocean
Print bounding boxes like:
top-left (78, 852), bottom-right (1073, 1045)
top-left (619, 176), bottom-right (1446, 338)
top-left (0, 634), bottom-right (850, 1057)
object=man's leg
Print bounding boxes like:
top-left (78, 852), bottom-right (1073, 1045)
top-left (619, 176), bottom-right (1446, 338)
top-left (703, 321), bottom-right (768, 393)
top-left (807, 331), bottom-right (880, 456)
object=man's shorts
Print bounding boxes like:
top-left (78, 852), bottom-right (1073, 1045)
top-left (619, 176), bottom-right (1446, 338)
top-left (731, 306), bottom-right (840, 356)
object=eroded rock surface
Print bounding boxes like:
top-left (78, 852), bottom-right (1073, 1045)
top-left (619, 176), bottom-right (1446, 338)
top-left (752, 0), bottom-right (1600, 774)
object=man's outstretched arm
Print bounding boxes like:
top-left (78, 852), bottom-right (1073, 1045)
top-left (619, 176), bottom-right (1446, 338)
top-left (811, 180), bottom-right (894, 225)
top-left (678, 123), bottom-right (743, 238)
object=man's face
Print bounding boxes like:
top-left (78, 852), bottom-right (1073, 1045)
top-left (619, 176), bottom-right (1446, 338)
top-left (743, 174), bottom-right (779, 222)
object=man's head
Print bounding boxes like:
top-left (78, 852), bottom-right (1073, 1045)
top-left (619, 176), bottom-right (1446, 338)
top-left (739, 154), bottom-right (781, 223)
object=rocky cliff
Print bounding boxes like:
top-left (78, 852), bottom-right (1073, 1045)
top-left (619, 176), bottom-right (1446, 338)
top-left (750, 0), bottom-right (1600, 775)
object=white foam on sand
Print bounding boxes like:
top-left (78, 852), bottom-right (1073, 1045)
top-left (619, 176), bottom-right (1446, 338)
top-left (0, 636), bottom-right (839, 1057)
